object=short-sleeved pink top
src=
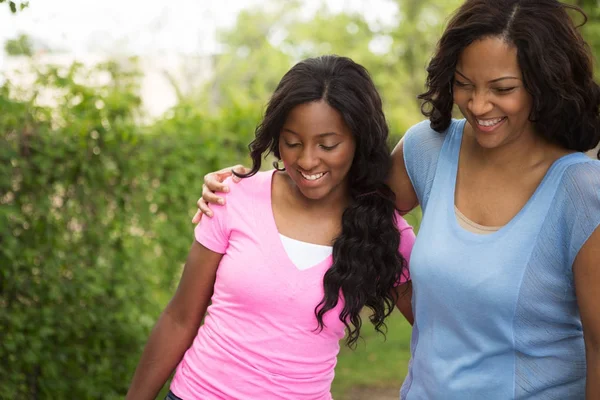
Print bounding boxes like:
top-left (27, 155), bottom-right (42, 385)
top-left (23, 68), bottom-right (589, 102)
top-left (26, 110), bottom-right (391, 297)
top-left (170, 170), bottom-right (414, 399)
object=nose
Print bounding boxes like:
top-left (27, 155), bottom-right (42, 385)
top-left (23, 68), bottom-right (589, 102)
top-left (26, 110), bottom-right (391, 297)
top-left (467, 89), bottom-right (493, 116)
top-left (297, 147), bottom-right (320, 171)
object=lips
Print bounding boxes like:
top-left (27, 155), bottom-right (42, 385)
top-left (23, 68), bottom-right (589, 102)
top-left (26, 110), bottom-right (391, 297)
top-left (299, 171), bottom-right (326, 181)
top-left (475, 117), bottom-right (506, 132)
top-left (476, 117), bottom-right (505, 127)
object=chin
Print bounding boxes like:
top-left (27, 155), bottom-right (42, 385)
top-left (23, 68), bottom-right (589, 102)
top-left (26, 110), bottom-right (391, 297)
top-left (475, 138), bottom-right (506, 150)
top-left (298, 188), bottom-right (329, 201)
top-left (472, 129), bottom-right (510, 149)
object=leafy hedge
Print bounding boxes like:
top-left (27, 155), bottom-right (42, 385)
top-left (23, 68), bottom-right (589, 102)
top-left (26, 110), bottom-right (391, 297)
top-left (0, 61), bottom-right (255, 398)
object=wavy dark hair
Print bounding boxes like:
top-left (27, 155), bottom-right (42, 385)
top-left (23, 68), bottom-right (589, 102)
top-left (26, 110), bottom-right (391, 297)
top-left (420, 0), bottom-right (600, 158)
top-left (235, 55), bottom-right (408, 348)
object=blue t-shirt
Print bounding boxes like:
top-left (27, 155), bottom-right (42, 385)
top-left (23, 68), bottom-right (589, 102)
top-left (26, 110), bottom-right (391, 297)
top-left (400, 119), bottom-right (600, 399)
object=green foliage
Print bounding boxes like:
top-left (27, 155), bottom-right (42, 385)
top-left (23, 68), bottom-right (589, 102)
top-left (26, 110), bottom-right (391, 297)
top-left (578, 0), bottom-right (600, 76)
top-left (1, 0), bottom-right (29, 13)
top-left (0, 61), bottom-right (255, 397)
top-left (4, 33), bottom-right (34, 57)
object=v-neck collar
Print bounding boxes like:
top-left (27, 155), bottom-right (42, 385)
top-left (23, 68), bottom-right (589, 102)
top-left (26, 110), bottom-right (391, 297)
top-left (256, 171), bottom-right (333, 291)
top-left (446, 119), bottom-right (587, 242)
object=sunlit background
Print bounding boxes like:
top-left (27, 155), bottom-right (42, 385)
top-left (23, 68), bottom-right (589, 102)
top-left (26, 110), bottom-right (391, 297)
top-left (1, 0), bottom-right (598, 398)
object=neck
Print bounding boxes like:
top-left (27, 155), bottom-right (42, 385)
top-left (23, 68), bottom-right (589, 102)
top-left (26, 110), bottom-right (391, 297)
top-left (283, 172), bottom-right (350, 213)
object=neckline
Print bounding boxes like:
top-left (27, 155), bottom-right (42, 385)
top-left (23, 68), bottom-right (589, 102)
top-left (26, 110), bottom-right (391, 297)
top-left (454, 206), bottom-right (502, 232)
top-left (279, 233), bottom-right (333, 249)
top-left (264, 170), bottom-right (333, 273)
top-left (448, 119), bottom-right (581, 242)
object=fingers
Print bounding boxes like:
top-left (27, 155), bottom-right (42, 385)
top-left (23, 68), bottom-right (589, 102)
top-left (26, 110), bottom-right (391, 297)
top-left (191, 209), bottom-right (203, 223)
top-left (198, 165), bottom-right (251, 221)
top-left (205, 170), bottom-right (231, 193)
top-left (202, 183), bottom-right (225, 206)
top-left (230, 164), bottom-right (251, 183)
top-left (196, 196), bottom-right (213, 219)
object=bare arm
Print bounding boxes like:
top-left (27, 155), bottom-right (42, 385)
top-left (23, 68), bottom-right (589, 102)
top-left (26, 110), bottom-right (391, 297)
top-left (126, 241), bottom-right (222, 400)
top-left (573, 226), bottom-right (600, 400)
top-left (394, 281), bottom-right (414, 325)
top-left (389, 137), bottom-right (419, 214)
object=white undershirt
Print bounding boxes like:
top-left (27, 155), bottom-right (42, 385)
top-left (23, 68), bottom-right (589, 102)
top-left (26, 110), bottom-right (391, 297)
top-left (279, 234), bottom-right (333, 270)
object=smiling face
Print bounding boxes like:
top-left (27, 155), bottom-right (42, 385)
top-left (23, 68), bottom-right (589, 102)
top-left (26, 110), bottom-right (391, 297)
top-left (279, 100), bottom-right (356, 202)
top-left (453, 36), bottom-right (535, 150)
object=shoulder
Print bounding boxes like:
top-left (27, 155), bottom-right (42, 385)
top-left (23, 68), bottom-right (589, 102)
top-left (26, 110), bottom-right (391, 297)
top-left (404, 119), bottom-right (439, 137)
top-left (225, 170), bottom-right (273, 201)
top-left (400, 120), bottom-right (462, 209)
top-left (561, 158), bottom-right (600, 203)
top-left (403, 118), bottom-right (459, 143)
top-left (553, 155), bottom-right (600, 242)
top-left (555, 158), bottom-right (600, 261)
top-left (402, 118), bottom-right (459, 163)
top-left (563, 157), bottom-right (600, 182)
top-left (208, 170), bottom-right (272, 221)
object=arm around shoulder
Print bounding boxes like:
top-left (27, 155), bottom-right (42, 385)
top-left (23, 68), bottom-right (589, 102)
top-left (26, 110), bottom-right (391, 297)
top-left (390, 119), bottom-right (450, 214)
top-left (389, 137), bottom-right (418, 214)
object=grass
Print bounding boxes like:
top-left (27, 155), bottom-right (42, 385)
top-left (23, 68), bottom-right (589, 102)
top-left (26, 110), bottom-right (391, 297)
top-left (332, 311), bottom-right (412, 398)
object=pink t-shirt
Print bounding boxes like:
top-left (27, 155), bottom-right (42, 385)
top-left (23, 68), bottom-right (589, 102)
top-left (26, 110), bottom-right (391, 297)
top-left (170, 170), bottom-right (415, 400)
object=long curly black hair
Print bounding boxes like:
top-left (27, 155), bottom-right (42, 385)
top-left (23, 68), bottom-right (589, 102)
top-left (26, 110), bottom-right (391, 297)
top-left (420, 0), bottom-right (600, 159)
top-left (235, 55), bottom-right (408, 348)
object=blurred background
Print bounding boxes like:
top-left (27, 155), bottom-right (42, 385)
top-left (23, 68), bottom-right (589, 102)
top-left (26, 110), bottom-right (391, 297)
top-left (1, 0), bottom-right (598, 398)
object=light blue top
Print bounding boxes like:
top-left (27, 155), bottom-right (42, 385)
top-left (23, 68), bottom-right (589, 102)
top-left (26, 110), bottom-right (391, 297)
top-left (400, 119), bottom-right (600, 399)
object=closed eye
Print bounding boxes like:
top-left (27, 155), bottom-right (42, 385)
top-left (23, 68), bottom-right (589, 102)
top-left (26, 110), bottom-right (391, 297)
top-left (283, 141), bottom-right (301, 148)
top-left (494, 87), bottom-right (516, 94)
top-left (320, 143), bottom-right (340, 151)
top-left (454, 80), bottom-right (470, 87)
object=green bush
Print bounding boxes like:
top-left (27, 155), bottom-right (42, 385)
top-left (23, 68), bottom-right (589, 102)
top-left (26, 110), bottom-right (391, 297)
top-left (0, 61), bottom-right (256, 398)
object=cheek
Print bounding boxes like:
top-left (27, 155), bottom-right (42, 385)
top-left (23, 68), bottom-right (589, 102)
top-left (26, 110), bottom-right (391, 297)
top-left (452, 92), bottom-right (469, 112)
top-left (502, 96), bottom-right (532, 120)
top-left (278, 151), bottom-right (295, 172)
top-left (278, 145), bottom-right (294, 162)
top-left (331, 147), bottom-right (355, 172)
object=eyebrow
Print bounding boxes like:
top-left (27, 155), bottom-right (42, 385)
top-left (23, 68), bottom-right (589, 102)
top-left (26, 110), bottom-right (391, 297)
top-left (455, 69), bottom-right (520, 83)
top-left (282, 128), bottom-right (339, 138)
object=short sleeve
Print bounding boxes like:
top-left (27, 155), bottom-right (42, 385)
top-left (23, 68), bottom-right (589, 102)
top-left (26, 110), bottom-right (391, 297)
top-left (395, 211), bottom-right (416, 284)
top-left (563, 160), bottom-right (600, 266)
top-left (402, 119), bottom-right (447, 211)
top-left (194, 196), bottom-right (231, 255)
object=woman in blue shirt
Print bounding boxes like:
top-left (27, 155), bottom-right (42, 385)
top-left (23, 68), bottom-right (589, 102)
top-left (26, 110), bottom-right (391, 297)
top-left (196, 0), bottom-right (600, 398)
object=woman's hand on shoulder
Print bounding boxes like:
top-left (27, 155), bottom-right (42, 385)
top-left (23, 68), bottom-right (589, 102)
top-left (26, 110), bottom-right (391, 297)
top-left (192, 165), bottom-right (251, 223)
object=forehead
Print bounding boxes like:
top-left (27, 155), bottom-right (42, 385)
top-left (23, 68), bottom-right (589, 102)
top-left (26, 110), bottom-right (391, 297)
top-left (456, 36), bottom-right (522, 79)
top-left (283, 100), bottom-right (351, 135)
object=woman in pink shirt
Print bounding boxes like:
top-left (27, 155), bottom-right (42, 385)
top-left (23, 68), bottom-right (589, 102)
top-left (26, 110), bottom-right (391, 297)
top-left (126, 55), bottom-right (415, 400)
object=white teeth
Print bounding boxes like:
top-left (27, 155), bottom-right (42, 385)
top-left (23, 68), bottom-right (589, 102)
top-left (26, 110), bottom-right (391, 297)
top-left (300, 172), bottom-right (325, 181)
top-left (477, 117), bottom-right (504, 127)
